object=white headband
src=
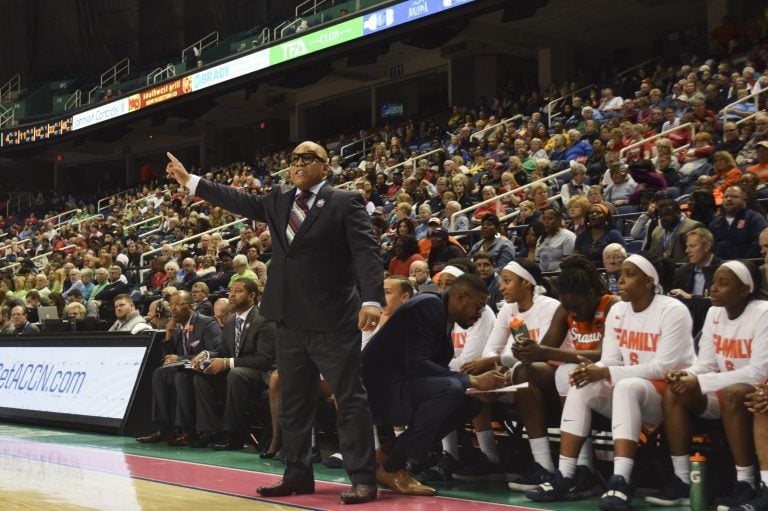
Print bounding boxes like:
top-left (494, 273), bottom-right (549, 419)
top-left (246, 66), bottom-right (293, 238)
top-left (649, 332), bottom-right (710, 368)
top-left (502, 261), bottom-right (546, 297)
top-left (625, 254), bottom-right (662, 294)
top-left (441, 265), bottom-right (465, 278)
top-left (721, 260), bottom-right (754, 293)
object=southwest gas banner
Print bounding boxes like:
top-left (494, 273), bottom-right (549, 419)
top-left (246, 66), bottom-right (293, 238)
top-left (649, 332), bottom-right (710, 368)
top-left (127, 77), bottom-right (194, 112)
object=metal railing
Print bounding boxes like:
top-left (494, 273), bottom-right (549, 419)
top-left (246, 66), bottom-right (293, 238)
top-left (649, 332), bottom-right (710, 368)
top-left (296, 0), bottom-right (328, 16)
top-left (281, 18), bottom-right (304, 38)
top-left (0, 244), bottom-right (76, 273)
top-left (181, 31), bottom-right (220, 62)
top-left (122, 214), bottom-right (162, 233)
top-left (88, 58), bottom-right (130, 104)
top-left (470, 115), bottom-right (522, 142)
top-left (97, 189), bottom-right (135, 213)
top-left (383, 147), bottom-right (446, 175)
top-left (138, 219), bottom-right (242, 277)
top-left (271, 166), bottom-right (291, 178)
top-left (146, 64), bottom-right (176, 86)
top-left (547, 84), bottom-right (595, 127)
top-left (619, 122), bottom-right (695, 161)
top-left (260, 27), bottom-right (271, 46)
top-left (0, 238), bottom-right (32, 252)
top-left (450, 168), bottom-right (573, 230)
top-left (0, 102), bottom-right (14, 128)
top-left (64, 89), bottom-right (82, 111)
top-left (617, 57), bottom-right (661, 78)
top-left (0, 74), bottom-right (21, 102)
top-left (720, 87), bottom-right (764, 126)
top-left (47, 207), bottom-right (80, 227)
top-left (498, 194), bottom-right (563, 225)
top-left (272, 19), bottom-right (293, 41)
top-left (340, 133), bottom-right (377, 160)
top-left (735, 111), bottom-right (765, 126)
top-left (65, 213), bottom-right (103, 231)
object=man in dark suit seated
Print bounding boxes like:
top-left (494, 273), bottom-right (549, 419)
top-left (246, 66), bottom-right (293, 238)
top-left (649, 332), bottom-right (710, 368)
top-left (166, 142), bottom-right (384, 505)
top-left (362, 274), bottom-right (505, 496)
top-left (191, 279), bottom-right (276, 450)
top-left (669, 227), bottom-right (721, 335)
top-left (136, 290), bottom-right (222, 447)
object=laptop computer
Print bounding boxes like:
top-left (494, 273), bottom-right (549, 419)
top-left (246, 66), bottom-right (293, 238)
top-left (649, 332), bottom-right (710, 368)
top-left (37, 306), bottom-right (59, 321)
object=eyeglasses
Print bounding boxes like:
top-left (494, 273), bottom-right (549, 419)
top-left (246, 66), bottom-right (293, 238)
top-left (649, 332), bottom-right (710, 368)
top-left (290, 153), bottom-right (326, 165)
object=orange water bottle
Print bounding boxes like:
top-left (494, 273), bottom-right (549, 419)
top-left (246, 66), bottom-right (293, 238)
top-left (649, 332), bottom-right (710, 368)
top-left (508, 316), bottom-right (529, 344)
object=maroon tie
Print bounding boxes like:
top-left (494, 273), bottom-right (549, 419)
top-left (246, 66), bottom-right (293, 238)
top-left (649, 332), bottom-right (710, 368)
top-left (286, 190), bottom-right (312, 244)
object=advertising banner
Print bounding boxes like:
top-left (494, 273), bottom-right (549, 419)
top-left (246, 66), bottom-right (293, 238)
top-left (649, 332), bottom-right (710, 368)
top-left (0, 346), bottom-right (147, 419)
top-left (269, 18), bottom-right (364, 66)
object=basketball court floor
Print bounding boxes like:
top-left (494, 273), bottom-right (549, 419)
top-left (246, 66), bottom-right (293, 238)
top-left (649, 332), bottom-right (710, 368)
top-left (0, 423), bottom-right (683, 510)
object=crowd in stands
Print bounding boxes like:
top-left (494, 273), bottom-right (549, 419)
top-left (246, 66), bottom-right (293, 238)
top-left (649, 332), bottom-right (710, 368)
top-left (2, 34), bottom-right (768, 509)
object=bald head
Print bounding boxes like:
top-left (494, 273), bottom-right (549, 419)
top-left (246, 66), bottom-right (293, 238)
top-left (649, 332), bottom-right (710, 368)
top-left (296, 141), bottom-right (328, 161)
top-left (760, 228), bottom-right (768, 265)
top-left (290, 141), bottom-right (329, 190)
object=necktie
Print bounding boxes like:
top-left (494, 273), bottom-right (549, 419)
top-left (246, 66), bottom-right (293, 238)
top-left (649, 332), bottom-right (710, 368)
top-left (234, 317), bottom-right (244, 357)
top-left (286, 190), bottom-right (312, 244)
top-left (182, 329), bottom-right (190, 355)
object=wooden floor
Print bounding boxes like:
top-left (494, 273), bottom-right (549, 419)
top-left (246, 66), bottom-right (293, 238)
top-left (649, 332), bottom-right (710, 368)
top-left (0, 424), bottom-right (681, 510)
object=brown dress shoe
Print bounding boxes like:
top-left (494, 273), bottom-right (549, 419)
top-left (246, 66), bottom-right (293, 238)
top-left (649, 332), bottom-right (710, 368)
top-left (257, 479), bottom-right (315, 497)
top-left (136, 430), bottom-right (174, 443)
top-left (340, 483), bottom-right (378, 504)
top-left (167, 431), bottom-right (198, 447)
top-left (375, 448), bottom-right (388, 466)
top-left (376, 465), bottom-right (437, 496)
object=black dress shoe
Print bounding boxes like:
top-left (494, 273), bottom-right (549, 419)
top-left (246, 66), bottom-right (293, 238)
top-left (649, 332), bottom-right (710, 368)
top-left (257, 479), bottom-right (314, 497)
top-left (191, 432), bottom-right (221, 448)
top-left (260, 449), bottom-right (279, 459)
top-left (211, 433), bottom-right (245, 451)
top-left (340, 483), bottom-right (378, 504)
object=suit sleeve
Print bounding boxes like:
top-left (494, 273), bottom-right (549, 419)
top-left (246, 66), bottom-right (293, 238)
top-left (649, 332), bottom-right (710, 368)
top-left (400, 302), bottom-right (470, 387)
top-left (200, 316), bottom-right (223, 351)
top-left (235, 320), bottom-right (277, 371)
top-left (196, 178), bottom-right (268, 223)
top-left (343, 191), bottom-right (385, 304)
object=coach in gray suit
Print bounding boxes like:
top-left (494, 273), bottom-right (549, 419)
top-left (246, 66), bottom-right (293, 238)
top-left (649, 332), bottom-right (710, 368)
top-left (136, 290), bottom-right (222, 446)
top-left (166, 142), bottom-right (384, 504)
top-left (192, 278), bottom-right (276, 450)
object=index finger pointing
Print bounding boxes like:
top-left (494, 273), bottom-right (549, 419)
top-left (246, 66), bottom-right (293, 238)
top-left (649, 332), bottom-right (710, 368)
top-left (166, 152), bottom-right (180, 164)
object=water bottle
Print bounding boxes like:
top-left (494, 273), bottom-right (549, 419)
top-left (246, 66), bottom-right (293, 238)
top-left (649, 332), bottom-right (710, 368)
top-left (607, 273), bottom-right (619, 294)
top-left (508, 316), bottom-right (529, 344)
top-left (689, 452), bottom-right (707, 511)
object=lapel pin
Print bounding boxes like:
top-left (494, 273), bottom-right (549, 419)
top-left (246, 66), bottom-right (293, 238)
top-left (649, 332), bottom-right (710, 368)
top-left (316, 199), bottom-right (325, 208)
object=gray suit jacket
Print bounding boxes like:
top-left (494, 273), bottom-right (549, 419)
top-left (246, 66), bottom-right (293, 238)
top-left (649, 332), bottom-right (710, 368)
top-left (168, 312), bottom-right (223, 359)
top-left (646, 217), bottom-right (703, 263)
